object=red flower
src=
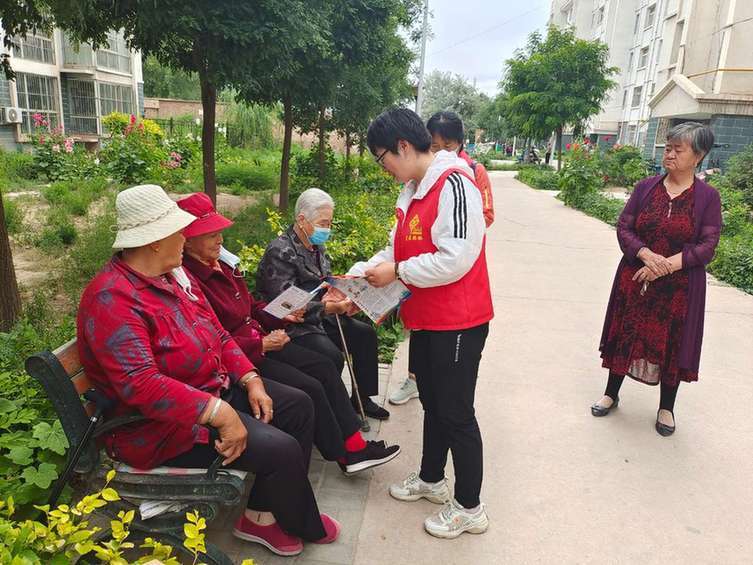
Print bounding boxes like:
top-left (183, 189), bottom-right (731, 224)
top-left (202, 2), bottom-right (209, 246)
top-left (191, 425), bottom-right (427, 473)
top-left (129, 114), bottom-right (137, 125)
top-left (566, 143), bottom-right (571, 150)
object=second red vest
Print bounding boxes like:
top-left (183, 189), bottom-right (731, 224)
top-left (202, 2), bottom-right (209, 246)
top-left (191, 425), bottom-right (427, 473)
top-left (394, 168), bottom-right (494, 331)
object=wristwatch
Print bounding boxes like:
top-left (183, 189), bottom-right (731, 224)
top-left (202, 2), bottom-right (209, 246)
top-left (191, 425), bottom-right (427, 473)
top-left (394, 261), bottom-right (401, 281)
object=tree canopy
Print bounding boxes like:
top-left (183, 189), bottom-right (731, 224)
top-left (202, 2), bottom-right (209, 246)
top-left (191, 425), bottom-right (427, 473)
top-left (419, 70), bottom-right (489, 135)
top-left (501, 25), bottom-right (617, 168)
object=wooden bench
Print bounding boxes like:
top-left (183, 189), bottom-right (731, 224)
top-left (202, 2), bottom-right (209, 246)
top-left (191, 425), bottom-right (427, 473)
top-left (25, 338), bottom-right (245, 565)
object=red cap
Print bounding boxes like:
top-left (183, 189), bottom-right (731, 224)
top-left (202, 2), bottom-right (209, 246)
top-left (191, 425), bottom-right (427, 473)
top-left (177, 193), bottom-right (234, 238)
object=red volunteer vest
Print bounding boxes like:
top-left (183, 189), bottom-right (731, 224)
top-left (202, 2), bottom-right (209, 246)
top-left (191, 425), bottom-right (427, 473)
top-left (394, 168), bottom-right (494, 331)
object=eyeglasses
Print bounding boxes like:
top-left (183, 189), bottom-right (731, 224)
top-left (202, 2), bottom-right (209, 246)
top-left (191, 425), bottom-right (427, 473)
top-left (375, 149), bottom-right (389, 167)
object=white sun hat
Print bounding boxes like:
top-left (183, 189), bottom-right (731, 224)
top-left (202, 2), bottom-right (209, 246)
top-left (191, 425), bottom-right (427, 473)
top-left (112, 184), bottom-right (197, 249)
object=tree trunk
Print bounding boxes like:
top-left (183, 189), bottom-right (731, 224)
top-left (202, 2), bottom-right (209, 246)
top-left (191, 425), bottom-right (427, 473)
top-left (279, 96), bottom-right (294, 212)
top-left (556, 126), bottom-right (563, 172)
top-left (0, 197), bottom-right (21, 332)
top-left (358, 141), bottom-right (365, 158)
top-left (318, 106), bottom-right (326, 185)
top-left (199, 70), bottom-right (217, 204)
top-left (344, 131), bottom-right (351, 172)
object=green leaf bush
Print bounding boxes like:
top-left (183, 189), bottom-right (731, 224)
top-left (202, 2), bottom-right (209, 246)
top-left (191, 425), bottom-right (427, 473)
top-left (516, 167), bottom-right (559, 190)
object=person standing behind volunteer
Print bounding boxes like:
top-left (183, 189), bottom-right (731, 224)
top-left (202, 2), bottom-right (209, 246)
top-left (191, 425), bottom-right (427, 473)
top-left (388, 110), bottom-right (495, 407)
top-left (348, 108), bottom-right (494, 539)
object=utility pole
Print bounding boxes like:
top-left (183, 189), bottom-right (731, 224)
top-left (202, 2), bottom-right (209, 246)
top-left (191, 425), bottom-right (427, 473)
top-left (415, 0), bottom-right (429, 117)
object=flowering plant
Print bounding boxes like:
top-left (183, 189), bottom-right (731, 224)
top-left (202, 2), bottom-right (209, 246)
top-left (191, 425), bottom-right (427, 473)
top-left (29, 114), bottom-right (94, 181)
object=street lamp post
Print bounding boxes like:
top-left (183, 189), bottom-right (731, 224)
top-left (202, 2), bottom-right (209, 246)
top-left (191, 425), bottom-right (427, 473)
top-left (415, 0), bottom-right (429, 116)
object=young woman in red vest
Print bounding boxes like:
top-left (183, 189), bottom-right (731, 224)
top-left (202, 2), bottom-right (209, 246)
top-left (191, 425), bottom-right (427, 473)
top-left (348, 108), bottom-right (494, 539)
top-left (388, 110), bottom-right (497, 407)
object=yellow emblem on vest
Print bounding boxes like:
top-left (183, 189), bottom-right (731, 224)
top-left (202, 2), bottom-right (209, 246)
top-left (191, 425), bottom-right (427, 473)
top-left (406, 214), bottom-right (423, 241)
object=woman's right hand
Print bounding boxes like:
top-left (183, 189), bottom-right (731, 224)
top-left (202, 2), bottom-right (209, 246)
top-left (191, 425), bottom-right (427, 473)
top-left (324, 300), bottom-right (350, 315)
top-left (202, 400), bottom-right (248, 465)
top-left (262, 330), bottom-right (290, 352)
top-left (637, 247), bottom-right (672, 277)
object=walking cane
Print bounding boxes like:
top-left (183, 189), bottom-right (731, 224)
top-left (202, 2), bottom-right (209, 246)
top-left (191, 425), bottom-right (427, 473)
top-left (334, 313), bottom-right (370, 432)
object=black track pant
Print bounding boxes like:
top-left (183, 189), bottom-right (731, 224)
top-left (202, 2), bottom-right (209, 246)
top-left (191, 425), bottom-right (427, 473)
top-left (163, 380), bottom-right (326, 541)
top-left (293, 314), bottom-right (379, 399)
top-left (261, 342), bottom-right (362, 460)
top-left (411, 323), bottom-right (489, 509)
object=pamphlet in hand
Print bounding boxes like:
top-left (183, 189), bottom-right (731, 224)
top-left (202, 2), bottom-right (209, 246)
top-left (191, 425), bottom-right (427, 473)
top-left (263, 284), bottom-right (324, 319)
top-left (326, 276), bottom-right (411, 325)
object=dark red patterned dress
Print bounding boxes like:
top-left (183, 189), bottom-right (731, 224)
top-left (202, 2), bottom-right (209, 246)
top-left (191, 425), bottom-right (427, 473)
top-left (601, 183), bottom-right (697, 386)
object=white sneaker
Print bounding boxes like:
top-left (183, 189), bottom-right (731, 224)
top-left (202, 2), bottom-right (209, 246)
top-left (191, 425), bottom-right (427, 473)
top-left (389, 377), bottom-right (419, 405)
top-left (389, 472), bottom-right (451, 504)
top-left (424, 499), bottom-right (489, 539)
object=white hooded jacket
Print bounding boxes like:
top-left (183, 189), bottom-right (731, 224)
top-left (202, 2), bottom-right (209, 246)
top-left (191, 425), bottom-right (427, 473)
top-left (348, 150), bottom-right (485, 288)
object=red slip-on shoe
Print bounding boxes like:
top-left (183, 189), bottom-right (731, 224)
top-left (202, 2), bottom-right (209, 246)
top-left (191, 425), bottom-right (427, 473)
top-left (232, 514), bottom-right (303, 556)
top-left (312, 513), bottom-right (341, 544)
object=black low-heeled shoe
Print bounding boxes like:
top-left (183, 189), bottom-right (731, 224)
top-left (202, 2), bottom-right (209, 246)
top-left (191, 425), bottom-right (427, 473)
top-left (590, 397), bottom-right (619, 417)
top-left (655, 410), bottom-right (675, 436)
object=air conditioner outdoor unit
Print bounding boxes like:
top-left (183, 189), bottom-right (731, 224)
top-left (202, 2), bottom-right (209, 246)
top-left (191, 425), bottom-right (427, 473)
top-left (1, 107), bottom-right (23, 124)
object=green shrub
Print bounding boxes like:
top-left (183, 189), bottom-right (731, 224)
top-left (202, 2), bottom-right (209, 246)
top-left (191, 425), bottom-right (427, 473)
top-left (723, 143), bottom-right (753, 208)
top-left (516, 167), bottom-right (559, 190)
top-left (37, 211), bottom-right (77, 251)
top-left (0, 150), bottom-right (36, 182)
top-left (62, 196), bottom-right (117, 301)
top-left (709, 226), bottom-right (753, 294)
top-left (100, 118), bottom-right (169, 184)
top-left (600, 144), bottom-right (649, 187)
top-left (2, 196), bottom-right (23, 234)
top-left (41, 177), bottom-right (108, 216)
top-left (215, 162), bottom-right (278, 192)
top-left (292, 146), bottom-right (340, 190)
top-left (558, 147), bottom-right (604, 207)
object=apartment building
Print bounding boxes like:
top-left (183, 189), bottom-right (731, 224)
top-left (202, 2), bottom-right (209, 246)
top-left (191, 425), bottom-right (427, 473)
top-left (549, 0), bottom-right (753, 169)
top-left (0, 26), bottom-right (143, 151)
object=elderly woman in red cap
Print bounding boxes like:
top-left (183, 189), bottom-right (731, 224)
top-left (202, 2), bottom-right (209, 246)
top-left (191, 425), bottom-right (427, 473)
top-left (77, 184), bottom-right (340, 557)
top-left (177, 193), bottom-right (400, 476)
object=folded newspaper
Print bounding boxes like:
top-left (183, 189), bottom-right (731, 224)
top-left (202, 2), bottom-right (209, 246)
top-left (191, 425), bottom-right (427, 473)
top-left (326, 276), bottom-right (411, 324)
top-left (262, 283), bottom-right (325, 319)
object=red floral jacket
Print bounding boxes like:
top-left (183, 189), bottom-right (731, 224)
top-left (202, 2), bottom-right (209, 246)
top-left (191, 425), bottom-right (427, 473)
top-left (76, 255), bottom-right (255, 469)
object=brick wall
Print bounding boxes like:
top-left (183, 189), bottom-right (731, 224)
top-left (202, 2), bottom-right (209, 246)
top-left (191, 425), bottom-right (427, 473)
top-left (143, 98), bottom-right (228, 120)
top-left (709, 114), bottom-right (753, 171)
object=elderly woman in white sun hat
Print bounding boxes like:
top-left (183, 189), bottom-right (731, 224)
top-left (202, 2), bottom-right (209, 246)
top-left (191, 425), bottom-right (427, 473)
top-left (76, 184), bottom-right (339, 556)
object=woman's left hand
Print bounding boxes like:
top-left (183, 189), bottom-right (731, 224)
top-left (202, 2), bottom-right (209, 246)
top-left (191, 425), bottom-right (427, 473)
top-left (632, 266), bottom-right (660, 283)
top-left (364, 262), bottom-right (396, 288)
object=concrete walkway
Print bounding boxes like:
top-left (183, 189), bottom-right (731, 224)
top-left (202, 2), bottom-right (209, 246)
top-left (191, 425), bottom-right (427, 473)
top-left (354, 171), bottom-right (753, 564)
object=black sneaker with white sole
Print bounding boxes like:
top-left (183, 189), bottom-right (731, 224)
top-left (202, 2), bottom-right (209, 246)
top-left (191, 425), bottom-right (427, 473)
top-left (339, 441), bottom-right (400, 475)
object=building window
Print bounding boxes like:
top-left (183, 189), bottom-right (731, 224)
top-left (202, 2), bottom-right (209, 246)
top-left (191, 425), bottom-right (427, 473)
top-left (638, 47), bottom-right (649, 68)
top-left (14, 72), bottom-right (59, 135)
top-left (671, 21), bottom-right (684, 65)
top-left (649, 81), bottom-right (656, 98)
top-left (98, 82), bottom-right (134, 116)
top-left (627, 51), bottom-right (634, 73)
top-left (634, 12), bottom-right (641, 34)
top-left (11, 32), bottom-right (56, 64)
top-left (95, 31), bottom-right (132, 74)
top-left (66, 79), bottom-right (98, 135)
top-left (627, 124), bottom-right (637, 144)
top-left (622, 89), bottom-right (628, 109)
top-left (631, 86), bottom-right (643, 107)
top-left (645, 4), bottom-right (656, 28)
top-left (593, 6), bottom-right (605, 26)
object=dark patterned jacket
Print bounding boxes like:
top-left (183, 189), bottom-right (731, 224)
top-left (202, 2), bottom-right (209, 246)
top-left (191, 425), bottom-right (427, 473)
top-left (256, 226), bottom-right (331, 338)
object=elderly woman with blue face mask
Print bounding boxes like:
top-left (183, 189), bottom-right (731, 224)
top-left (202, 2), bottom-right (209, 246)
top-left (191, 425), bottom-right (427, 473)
top-left (256, 188), bottom-right (390, 421)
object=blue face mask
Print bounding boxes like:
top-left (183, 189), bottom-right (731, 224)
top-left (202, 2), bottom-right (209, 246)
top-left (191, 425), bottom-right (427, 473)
top-left (309, 226), bottom-right (331, 245)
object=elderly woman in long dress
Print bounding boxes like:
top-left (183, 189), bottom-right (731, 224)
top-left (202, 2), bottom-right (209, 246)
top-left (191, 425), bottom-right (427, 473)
top-left (77, 184), bottom-right (339, 557)
top-left (592, 122), bottom-right (722, 436)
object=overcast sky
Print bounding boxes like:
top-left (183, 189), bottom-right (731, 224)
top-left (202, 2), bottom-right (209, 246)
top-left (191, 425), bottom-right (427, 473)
top-left (421, 0), bottom-right (551, 96)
